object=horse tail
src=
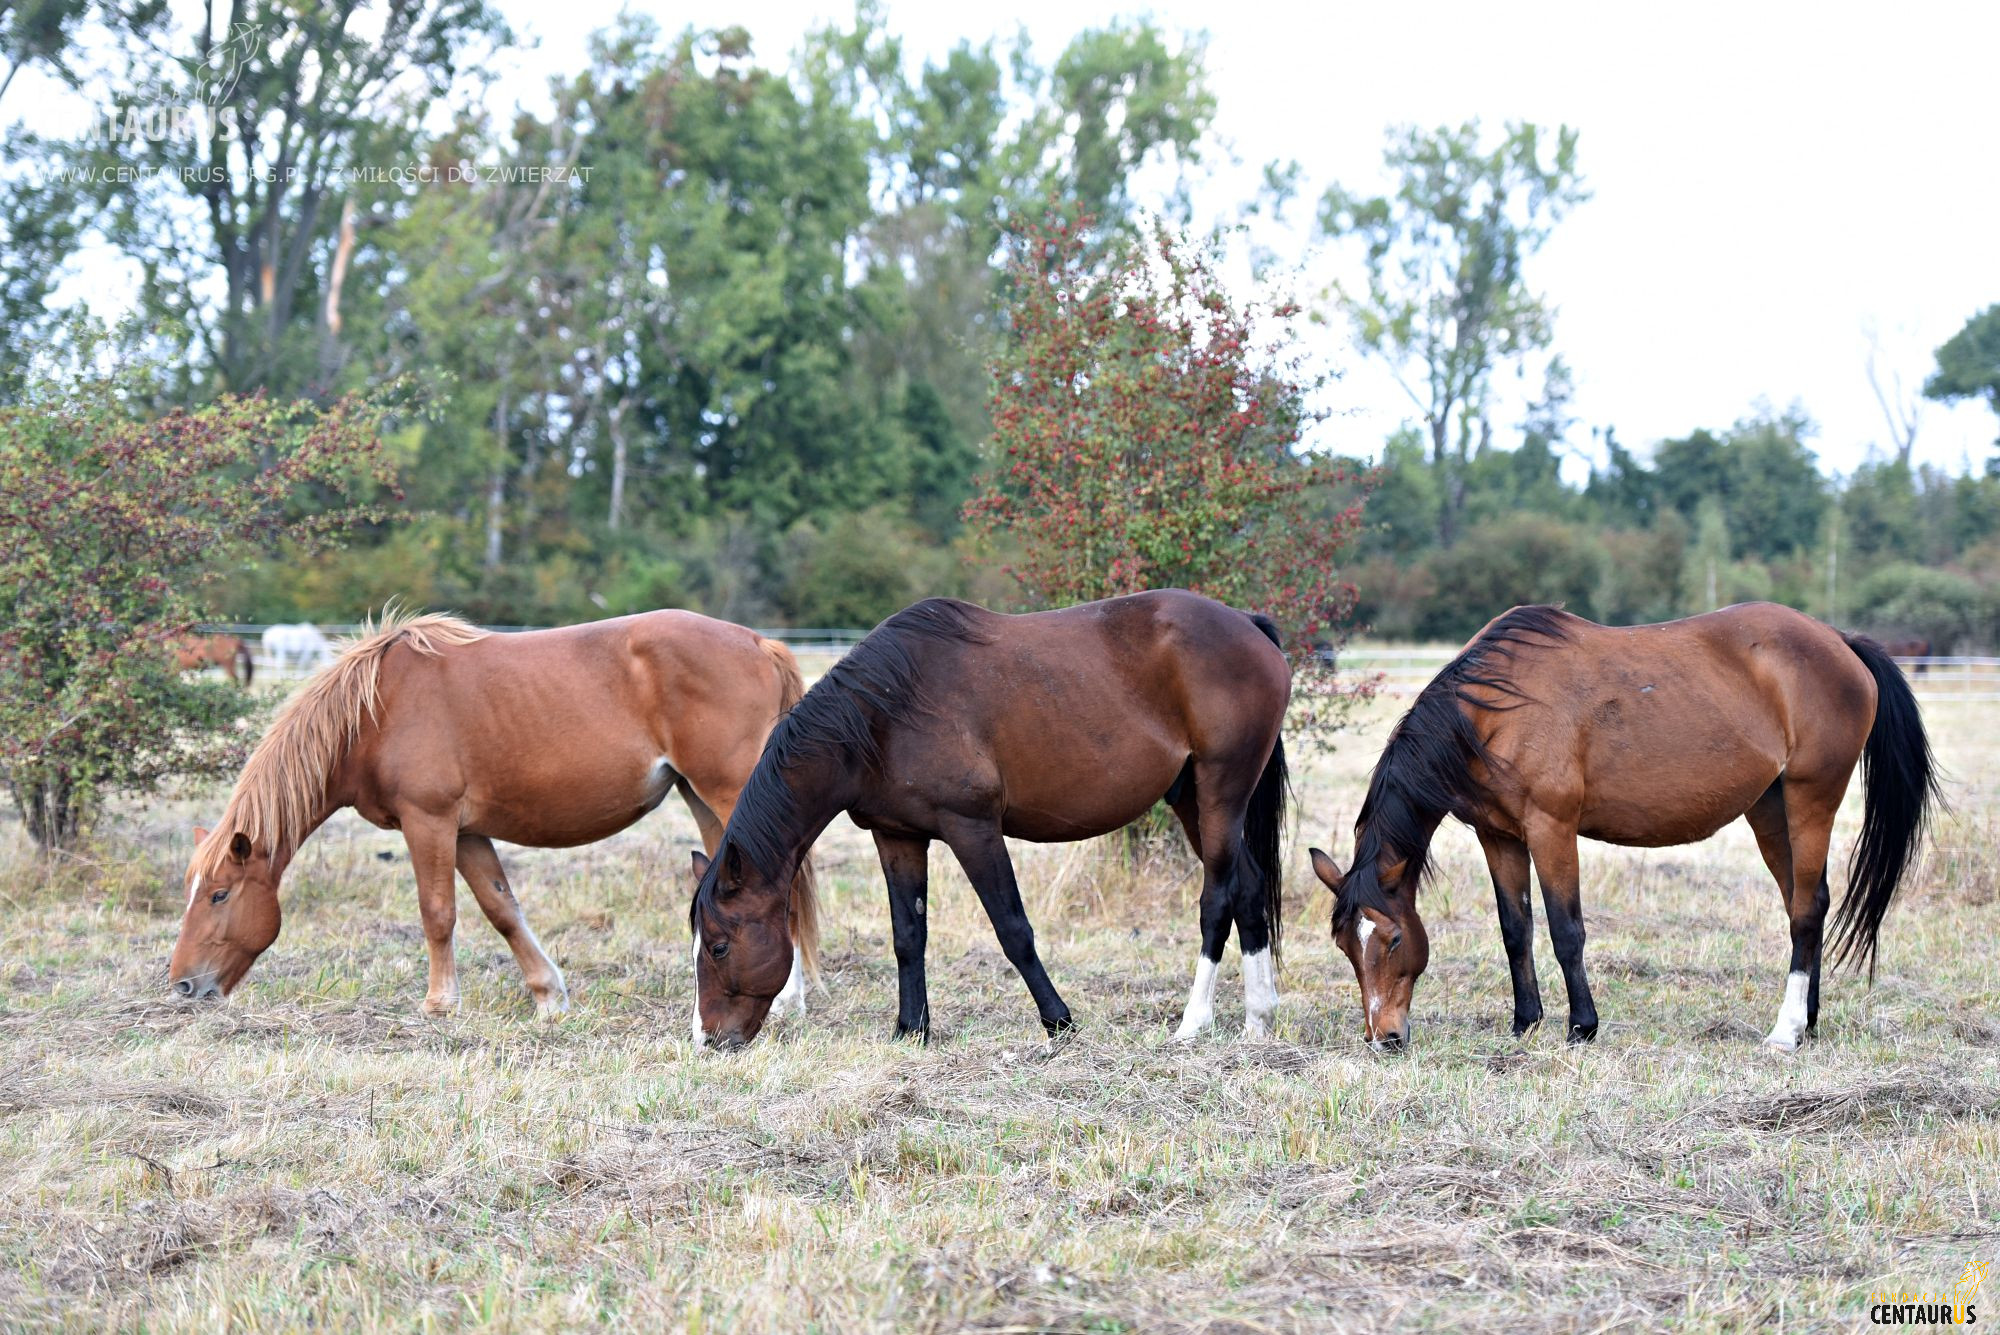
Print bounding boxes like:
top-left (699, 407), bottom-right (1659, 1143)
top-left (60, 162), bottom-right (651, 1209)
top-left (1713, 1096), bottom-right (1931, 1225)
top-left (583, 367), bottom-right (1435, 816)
top-left (758, 634), bottom-right (820, 979)
top-left (759, 635), bottom-right (806, 715)
top-left (1830, 633), bottom-right (1940, 980)
top-left (235, 640), bottom-right (255, 688)
top-left (1246, 613), bottom-right (1290, 969)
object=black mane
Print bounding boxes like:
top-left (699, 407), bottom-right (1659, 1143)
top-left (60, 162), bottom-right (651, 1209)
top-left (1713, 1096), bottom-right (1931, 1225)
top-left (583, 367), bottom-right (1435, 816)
top-left (1333, 605), bottom-right (1572, 930)
top-left (703, 598), bottom-right (989, 896)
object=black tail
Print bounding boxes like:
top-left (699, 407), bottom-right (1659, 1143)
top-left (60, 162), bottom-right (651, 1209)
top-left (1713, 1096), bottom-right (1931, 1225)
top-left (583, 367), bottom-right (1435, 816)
top-left (1246, 613), bottom-right (1290, 968)
top-left (1830, 634), bottom-right (1940, 979)
top-left (235, 643), bottom-right (254, 687)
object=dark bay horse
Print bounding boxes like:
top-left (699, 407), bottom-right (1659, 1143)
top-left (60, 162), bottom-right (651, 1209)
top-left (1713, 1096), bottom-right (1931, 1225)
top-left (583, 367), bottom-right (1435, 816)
top-left (1310, 603), bottom-right (1936, 1051)
top-left (687, 590), bottom-right (1292, 1049)
top-left (168, 609), bottom-right (818, 1017)
top-left (172, 632), bottom-right (254, 686)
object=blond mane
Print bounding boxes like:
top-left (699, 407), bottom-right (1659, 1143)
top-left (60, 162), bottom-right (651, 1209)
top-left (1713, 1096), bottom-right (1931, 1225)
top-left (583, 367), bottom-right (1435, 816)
top-left (195, 609), bottom-right (488, 875)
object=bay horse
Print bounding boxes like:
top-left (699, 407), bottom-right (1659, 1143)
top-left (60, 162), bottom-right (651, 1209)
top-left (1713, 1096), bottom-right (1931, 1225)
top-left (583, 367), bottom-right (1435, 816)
top-left (1309, 602), bottom-right (1936, 1052)
top-left (1882, 637), bottom-right (1932, 675)
top-left (167, 608), bottom-right (819, 1018)
top-left (172, 632), bottom-right (254, 686)
top-left (686, 590), bottom-right (1291, 1050)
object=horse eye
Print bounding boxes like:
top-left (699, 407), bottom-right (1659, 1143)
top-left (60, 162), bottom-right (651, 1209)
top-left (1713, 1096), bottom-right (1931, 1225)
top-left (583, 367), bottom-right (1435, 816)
top-left (708, 939), bottom-right (729, 960)
top-left (1388, 932), bottom-right (1403, 952)
top-left (209, 889), bottom-right (230, 905)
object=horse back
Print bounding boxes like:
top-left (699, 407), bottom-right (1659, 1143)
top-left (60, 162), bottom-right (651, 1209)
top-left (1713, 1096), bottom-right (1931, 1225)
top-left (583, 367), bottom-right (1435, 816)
top-left (1475, 603), bottom-right (1876, 845)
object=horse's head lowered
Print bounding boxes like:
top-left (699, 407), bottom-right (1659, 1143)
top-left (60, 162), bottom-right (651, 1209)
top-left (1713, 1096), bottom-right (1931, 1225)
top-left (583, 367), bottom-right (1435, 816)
top-left (1311, 845), bottom-right (1429, 1052)
top-left (168, 825), bottom-right (283, 1000)
top-left (688, 846), bottom-right (795, 1049)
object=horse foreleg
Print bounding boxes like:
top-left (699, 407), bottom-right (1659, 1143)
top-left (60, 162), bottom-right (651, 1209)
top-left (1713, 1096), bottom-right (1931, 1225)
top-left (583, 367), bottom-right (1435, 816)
top-left (1478, 829), bottom-right (1543, 1037)
top-left (1526, 818), bottom-right (1597, 1043)
top-left (875, 831), bottom-right (932, 1042)
top-left (403, 816), bottom-right (461, 1018)
top-left (457, 834), bottom-right (569, 1019)
top-left (942, 820), bottom-right (1073, 1037)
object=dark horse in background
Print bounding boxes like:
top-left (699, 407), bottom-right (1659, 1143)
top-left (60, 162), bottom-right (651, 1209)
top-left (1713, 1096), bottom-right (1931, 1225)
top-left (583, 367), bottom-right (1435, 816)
top-left (687, 590), bottom-right (1292, 1049)
top-left (1311, 603), bottom-right (1936, 1051)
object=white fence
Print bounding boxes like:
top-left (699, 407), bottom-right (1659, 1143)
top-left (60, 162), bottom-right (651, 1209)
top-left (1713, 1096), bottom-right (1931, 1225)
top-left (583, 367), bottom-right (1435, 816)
top-left (1335, 648), bottom-right (2000, 702)
top-left (208, 623), bottom-right (870, 678)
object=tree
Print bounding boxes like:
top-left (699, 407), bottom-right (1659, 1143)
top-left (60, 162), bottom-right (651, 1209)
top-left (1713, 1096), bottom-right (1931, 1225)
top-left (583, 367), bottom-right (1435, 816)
top-left (1319, 121), bottom-right (1587, 545)
top-left (4, 0), bottom-right (507, 395)
top-left (965, 214), bottom-right (1368, 712)
top-left (1925, 304), bottom-right (2000, 448)
top-left (0, 334), bottom-right (405, 849)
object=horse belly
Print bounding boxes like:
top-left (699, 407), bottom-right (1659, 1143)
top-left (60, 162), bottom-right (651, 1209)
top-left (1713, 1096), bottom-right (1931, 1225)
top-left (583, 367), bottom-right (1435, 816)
top-left (1576, 767), bottom-right (1775, 847)
top-left (996, 749), bottom-right (1185, 843)
top-left (465, 750), bottom-right (675, 848)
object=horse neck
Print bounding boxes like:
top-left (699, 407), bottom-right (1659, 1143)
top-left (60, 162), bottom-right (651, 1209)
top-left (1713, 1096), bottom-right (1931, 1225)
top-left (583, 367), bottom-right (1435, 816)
top-left (1360, 780), bottom-right (1447, 886)
top-left (740, 749), bottom-right (855, 886)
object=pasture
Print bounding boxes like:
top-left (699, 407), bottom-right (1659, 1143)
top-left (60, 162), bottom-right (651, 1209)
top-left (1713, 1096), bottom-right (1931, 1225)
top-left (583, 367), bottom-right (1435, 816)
top-left (1, 686), bottom-right (1995, 1332)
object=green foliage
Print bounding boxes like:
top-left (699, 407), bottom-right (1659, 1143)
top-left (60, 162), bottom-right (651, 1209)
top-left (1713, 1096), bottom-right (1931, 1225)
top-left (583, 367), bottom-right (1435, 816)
top-left (1925, 304), bottom-right (2000, 444)
top-left (0, 338), bottom-right (405, 848)
top-left (1319, 120), bottom-right (1588, 545)
top-left (967, 214), bottom-right (1366, 653)
top-left (1849, 563), bottom-right (1990, 651)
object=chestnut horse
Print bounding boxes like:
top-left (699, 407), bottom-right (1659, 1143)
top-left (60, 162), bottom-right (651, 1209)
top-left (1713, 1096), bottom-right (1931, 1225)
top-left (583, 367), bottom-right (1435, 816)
top-left (172, 632), bottom-right (254, 686)
top-left (686, 590), bottom-right (1291, 1050)
top-left (1310, 603), bottom-right (1936, 1052)
top-left (168, 608), bottom-right (818, 1017)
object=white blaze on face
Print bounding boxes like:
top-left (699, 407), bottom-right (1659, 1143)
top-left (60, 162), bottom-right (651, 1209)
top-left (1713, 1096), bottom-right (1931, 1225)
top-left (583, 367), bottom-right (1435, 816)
top-left (1174, 954), bottom-right (1220, 1040)
top-left (690, 928), bottom-right (706, 1050)
top-left (1357, 916), bottom-right (1376, 946)
top-left (1765, 970), bottom-right (1811, 1050)
top-left (186, 872), bottom-right (202, 911)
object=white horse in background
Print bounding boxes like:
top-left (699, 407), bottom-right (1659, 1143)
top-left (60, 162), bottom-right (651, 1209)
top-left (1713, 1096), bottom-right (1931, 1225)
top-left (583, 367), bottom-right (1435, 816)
top-left (263, 623), bottom-right (332, 673)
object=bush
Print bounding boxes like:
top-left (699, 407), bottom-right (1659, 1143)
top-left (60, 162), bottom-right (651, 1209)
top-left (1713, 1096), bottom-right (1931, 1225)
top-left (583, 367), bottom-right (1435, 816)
top-left (0, 344), bottom-right (404, 849)
top-left (1850, 562), bottom-right (1986, 652)
top-left (1414, 516), bottom-right (1607, 641)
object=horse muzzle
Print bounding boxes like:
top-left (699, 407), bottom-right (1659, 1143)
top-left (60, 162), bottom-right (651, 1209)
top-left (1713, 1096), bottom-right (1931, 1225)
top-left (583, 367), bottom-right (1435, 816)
top-left (170, 973), bottom-right (222, 1002)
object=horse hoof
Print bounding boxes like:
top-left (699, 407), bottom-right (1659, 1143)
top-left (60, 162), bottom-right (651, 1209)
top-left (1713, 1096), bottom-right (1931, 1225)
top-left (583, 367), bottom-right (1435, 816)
top-left (535, 992), bottom-right (570, 1020)
top-left (1511, 1011), bottom-right (1543, 1038)
top-left (1043, 1013), bottom-right (1076, 1038)
top-left (420, 996), bottom-right (458, 1019)
top-left (892, 1018), bottom-right (929, 1044)
top-left (1566, 1021), bottom-right (1598, 1045)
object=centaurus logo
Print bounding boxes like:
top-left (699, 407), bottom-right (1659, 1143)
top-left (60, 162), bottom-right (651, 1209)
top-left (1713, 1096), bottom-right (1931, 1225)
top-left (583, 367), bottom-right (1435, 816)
top-left (1871, 1256), bottom-right (1989, 1326)
top-left (96, 22), bottom-right (262, 143)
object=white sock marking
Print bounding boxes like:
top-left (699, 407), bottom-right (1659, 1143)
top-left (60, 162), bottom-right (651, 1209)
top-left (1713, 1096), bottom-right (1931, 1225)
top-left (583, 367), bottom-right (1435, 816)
top-left (1174, 954), bottom-right (1219, 1039)
top-left (1242, 947), bottom-right (1278, 1039)
top-left (1764, 970), bottom-right (1811, 1049)
top-left (773, 945), bottom-right (806, 1019)
top-left (690, 928), bottom-right (706, 1050)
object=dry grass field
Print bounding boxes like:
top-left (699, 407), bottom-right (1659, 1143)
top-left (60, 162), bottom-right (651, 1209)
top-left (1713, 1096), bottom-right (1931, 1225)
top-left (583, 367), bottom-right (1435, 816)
top-left (1, 689), bottom-right (1996, 1332)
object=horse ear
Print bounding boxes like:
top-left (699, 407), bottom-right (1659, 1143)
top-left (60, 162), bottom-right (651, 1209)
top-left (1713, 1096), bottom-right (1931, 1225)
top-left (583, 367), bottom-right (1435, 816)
top-left (227, 831), bottom-right (253, 864)
top-left (722, 844), bottom-right (743, 887)
top-left (1308, 848), bottom-right (1345, 893)
top-left (193, 825), bottom-right (210, 844)
top-left (689, 850), bottom-right (711, 883)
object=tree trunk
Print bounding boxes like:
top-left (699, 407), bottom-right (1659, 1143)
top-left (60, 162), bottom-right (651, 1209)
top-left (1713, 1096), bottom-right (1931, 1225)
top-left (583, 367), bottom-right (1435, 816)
top-left (607, 399), bottom-right (629, 531)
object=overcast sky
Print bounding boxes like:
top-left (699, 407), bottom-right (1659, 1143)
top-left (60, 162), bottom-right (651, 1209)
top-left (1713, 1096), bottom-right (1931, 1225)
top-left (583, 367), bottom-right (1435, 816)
top-left (479, 0), bottom-right (2000, 477)
top-left (21, 1), bottom-right (2000, 477)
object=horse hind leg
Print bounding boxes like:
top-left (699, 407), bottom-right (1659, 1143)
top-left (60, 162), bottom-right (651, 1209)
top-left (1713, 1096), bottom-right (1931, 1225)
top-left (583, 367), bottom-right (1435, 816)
top-left (1754, 778), bottom-right (1837, 1050)
top-left (457, 834), bottom-right (569, 1019)
top-left (1167, 779), bottom-right (1232, 1041)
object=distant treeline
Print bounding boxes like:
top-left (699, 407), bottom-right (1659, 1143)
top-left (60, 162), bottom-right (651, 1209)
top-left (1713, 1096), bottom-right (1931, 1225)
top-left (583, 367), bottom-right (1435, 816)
top-left (6, 4), bottom-right (1999, 647)
top-left (1350, 410), bottom-right (2000, 651)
